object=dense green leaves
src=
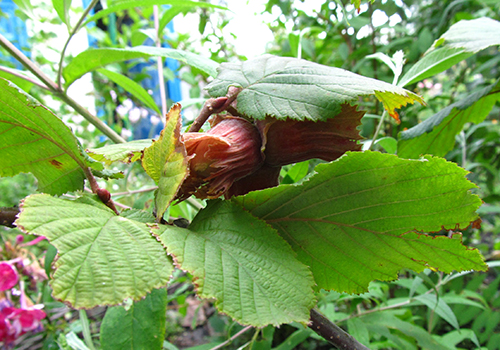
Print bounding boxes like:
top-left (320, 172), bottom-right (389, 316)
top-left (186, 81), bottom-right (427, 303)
top-left (153, 200), bottom-right (316, 326)
top-left (16, 194), bottom-right (173, 308)
top-left (87, 139), bottom-right (153, 165)
top-left (142, 104), bottom-right (189, 220)
top-left (63, 46), bottom-right (219, 88)
top-left (206, 55), bottom-right (424, 122)
top-left (0, 79), bottom-right (86, 195)
top-left (398, 83), bottom-right (500, 158)
top-left (235, 152), bottom-right (485, 293)
top-left (100, 288), bottom-right (168, 350)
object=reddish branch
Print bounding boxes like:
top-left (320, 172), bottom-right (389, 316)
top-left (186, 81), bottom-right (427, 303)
top-left (309, 308), bottom-right (370, 350)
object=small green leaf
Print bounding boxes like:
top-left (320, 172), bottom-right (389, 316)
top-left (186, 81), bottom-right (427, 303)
top-left (83, 0), bottom-right (227, 27)
top-left (87, 139), bottom-right (153, 165)
top-left (235, 151), bottom-right (486, 293)
top-left (100, 288), bottom-right (168, 350)
top-left (0, 78), bottom-right (86, 195)
top-left (52, 0), bottom-right (72, 29)
top-left (97, 69), bottom-right (161, 115)
top-left (63, 46), bottom-right (219, 87)
top-left (152, 200), bottom-right (316, 327)
top-left (206, 55), bottom-right (424, 122)
top-left (398, 82), bottom-right (500, 158)
top-left (16, 194), bottom-right (173, 308)
top-left (142, 104), bottom-right (189, 221)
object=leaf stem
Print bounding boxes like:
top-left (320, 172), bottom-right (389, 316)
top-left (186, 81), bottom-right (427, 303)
top-left (56, 0), bottom-right (100, 89)
top-left (209, 325), bottom-right (253, 350)
top-left (367, 110), bottom-right (387, 151)
top-left (309, 308), bottom-right (370, 350)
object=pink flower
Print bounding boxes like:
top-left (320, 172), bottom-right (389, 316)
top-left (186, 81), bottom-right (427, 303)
top-left (0, 263), bottom-right (19, 291)
top-left (0, 303), bottom-right (46, 346)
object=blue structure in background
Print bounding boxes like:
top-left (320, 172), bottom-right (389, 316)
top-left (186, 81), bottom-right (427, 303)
top-left (0, 0), bottom-right (31, 69)
top-left (81, 0), bottom-right (182, 140)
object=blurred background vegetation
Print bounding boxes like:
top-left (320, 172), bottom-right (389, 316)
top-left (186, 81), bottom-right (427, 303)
top-left (1, 0), bottom-right (499, 349)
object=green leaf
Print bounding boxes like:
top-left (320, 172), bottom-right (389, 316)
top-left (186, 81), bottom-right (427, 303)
top-left (63, 46), bottom-right (219, 88)
top-left (206, 55), bottom-right (424, 122)
top-left (0, 68), bottom-right (35, 92)
top-left (0, 78), bottom-right (86, 195)
top-left (234, 151), bottom-right (486, 293)
top-left (439, 329), bottom-right (481, 349)
top-left (152, 200), bottom-right (316, 327)
top-left (436, 17), bottom-right (500, 52)
top-left (16, 194), bottom-right (173, 308)
top-left (398, 47), bottom-right (472, 87)
top-left (100, 288), bottom-right (168, 350)
top-left (398, 82), bottom-right (500, 158)
top-left (97, 69), bottom-right (161, 115)
top-left (52, 0), bottom-right (72, 29)
top-left (399, 18), bottom-right (500, 87)
top-left (83, 0), bottom-right (227, 27)
top-left (415, 294), bottom-right (459, 329)
top-left (142, 104), bottom-right (189, 221)
top-left (87, 139), bottom-right (153, 165)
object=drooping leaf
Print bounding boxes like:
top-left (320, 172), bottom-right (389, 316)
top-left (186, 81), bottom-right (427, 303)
top-left (0, 78), bottom-right (86, 195)
top-left (398, 82), bottom-right (500, 158)
top-left (152, 200), bottom-right (316, 327)
top-left (52, 0), bottom-right (72, 29)
top-left (142, 104), bottom-right (189, 221)
top-left (63, 46), bottom-right (219, 88)
top-left (414, 294), bottom-right (459, 330)
top-left (87, 139), bottom-right (153, 165)
top-left (100, 288), bottom-right (168, 350)
top-left (206, 55), bottom-right (424, 122)
top-left (16, 194), bottom-right (173, 309)
top-left (234, 151), bottom-right (486, 294)
top-left (398, 18), bottom-right (500, 87)
top-left (97, 69), bottom-right (161, 115)
top-left (83, 0), bottom-right (227, 27)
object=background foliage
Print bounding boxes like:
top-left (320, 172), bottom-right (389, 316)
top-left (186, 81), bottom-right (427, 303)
top-left (1, 0), bottom-right (500, 349)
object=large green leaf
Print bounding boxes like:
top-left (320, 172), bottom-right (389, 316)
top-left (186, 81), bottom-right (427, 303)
top-left (16, 194), bottom-right (173, 308)
top-left (87, 139), bottom-right (153, 165)
top-left (234, 151), bottom-right (485, 294)
top-left (398, 18), bottom-right (500, 87)
top-left (142, 104), bottom-right (189, 221)
top-left (152, 200), bottom-right (316, 326)
top-left (97, 69), bottom-right (161, 115)
top-left (100, 288), bottom-right (168, 350)
top-left (0, 78), bottom-right (86, 195)
top-left (206, 55), bottom-right (424, 122)
top-left (63, 46), bottom-right (219, 88)
top-left (398, 83), bottom-right (500, 158)
top-left (83, 0), bottom-right (227, 27)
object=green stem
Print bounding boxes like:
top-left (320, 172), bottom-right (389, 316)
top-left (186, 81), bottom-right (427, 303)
top-left (57, 0), bottom-right (100, 88)
top-left (153, 5), bottom-right (168, 118)
top-left (79, 310), bottom-right (97, 350)
top-left (368, 110), bottom-right (387, 151)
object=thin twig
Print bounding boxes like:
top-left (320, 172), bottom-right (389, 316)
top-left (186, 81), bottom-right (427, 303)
top-left (56, 0), bottom-right (100, 88)
top-left (209, 325), bottom-right (253, 350)
top-left (309, 308), bottom-right (370, 350)
top-left (367, 110), bottom-right (387, 151)
top-left (112, 186), bottom-right (159, 196)
top-left (0, 66), bottom-right (51, 91)
top-left (153, 5), bottom-right (168, 119)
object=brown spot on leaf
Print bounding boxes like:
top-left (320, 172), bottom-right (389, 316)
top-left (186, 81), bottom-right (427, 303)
top-left (49, 160), bottom-right (63, 169)
top-left (472, 218), bottom-right (482, 229)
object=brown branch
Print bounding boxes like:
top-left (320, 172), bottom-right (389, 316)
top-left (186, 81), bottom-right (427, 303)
top-left (189, 86), bottom-right (242, 132)
top-left (0, 207), bottom-right (19, 228)
top-left (309, 308), bottom-right (370, 350)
